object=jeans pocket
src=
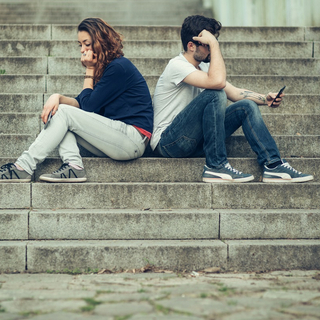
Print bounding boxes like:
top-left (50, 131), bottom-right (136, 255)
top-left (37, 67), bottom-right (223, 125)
top-left (162, 135), bottom-right (197, 157)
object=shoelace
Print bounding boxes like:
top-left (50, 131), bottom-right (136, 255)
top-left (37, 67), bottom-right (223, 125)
top-left (225, 163), bottom-right (243, 174)
top-left (53, 163), bottom-right (70, 173)
top-left (0, 163), bottom-right (14, 173)
top-left (282, 162), bottom-right (301, 174)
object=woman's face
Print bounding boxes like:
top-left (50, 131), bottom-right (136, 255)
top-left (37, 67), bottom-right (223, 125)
top-left (78, 31), bottom-right (93, 54)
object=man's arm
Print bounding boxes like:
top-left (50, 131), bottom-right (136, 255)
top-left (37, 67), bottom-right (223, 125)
top-left (224, 82), bottom-right (284, 107)
top-left (183, 30), bottom-right (226, 90)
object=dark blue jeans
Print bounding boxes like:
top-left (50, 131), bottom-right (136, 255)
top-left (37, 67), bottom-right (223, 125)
top-left (156, 89), bottom-right (281, 168)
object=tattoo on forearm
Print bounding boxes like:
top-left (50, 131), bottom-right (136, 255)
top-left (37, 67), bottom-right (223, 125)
top-left (240, 91), bottom-right (266, 104)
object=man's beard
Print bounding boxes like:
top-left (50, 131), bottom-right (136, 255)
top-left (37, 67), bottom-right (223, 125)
top-left (194, 53), bottom-right (210, 63)
top-left (202, 55), bottom-right (210, 63)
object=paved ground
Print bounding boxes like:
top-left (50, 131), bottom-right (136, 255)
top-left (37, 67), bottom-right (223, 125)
top-left (0, 270), bottom-right (320, 320)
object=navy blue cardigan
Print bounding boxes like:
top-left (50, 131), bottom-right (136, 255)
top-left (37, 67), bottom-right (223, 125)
top-left (75, 56), bottom-right (153, 133)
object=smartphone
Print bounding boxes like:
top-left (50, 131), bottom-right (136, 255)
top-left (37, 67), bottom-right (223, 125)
top-left (270, 86), bottom-right (286, 108)
top-left (44, 110), bottom-right (53, 129)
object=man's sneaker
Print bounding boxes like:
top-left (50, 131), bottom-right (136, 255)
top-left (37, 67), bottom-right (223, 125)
top-left (263, 160), bottom-right (314, 183)
top-left (39, 163), bottom-right (87, 183)
top-left (202, 163), bottom-right (254, 183)
top-left (0, 163), bottom-right (31, 182)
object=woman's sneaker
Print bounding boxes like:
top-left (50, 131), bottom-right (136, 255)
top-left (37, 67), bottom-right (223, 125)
top-left (39, 163), bottom-right (87, 183)
top-left (0, 163), bottom-right (31, 182)
top-left (202, 163), bottom-right (254, 183)
top-left (263, 160), bottom-right (314, 183)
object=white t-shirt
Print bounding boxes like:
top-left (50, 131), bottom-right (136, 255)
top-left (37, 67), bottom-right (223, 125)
top-left (150, 53), bottom-right (209, 150)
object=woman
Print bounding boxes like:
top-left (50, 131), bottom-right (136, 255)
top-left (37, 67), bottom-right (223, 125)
top-left (0, 18), bottom-right (153, 183)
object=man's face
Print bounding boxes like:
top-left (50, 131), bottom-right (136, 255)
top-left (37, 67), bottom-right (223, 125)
top-left (193, 43), bottom-right (210, 63)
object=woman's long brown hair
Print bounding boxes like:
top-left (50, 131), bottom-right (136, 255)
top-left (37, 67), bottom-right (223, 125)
top-left (78, 17), bottom-right (124, 83)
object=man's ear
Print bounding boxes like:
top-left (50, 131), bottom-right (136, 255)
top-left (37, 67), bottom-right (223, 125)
top-left (187, 41), bottom-right (196, 52)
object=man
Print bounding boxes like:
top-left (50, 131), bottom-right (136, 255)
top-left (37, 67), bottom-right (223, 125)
top-left (150, 15), bottom-right (313, 183)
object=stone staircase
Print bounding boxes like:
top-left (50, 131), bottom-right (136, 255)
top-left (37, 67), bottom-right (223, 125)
top-left (0, 0), bottom-right (212, 25)
top-left (1, 23), bottom-right (320, 273)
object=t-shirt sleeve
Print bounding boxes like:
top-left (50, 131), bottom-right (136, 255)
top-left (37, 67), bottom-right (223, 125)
top-left (168, 59), bottom-right (198, 86)
top-left (75, 63), bottom-right (126, 113)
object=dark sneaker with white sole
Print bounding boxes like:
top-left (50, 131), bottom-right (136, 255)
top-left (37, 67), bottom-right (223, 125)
top-left (263, 160), bottom-right (314, 183)
top-left (0, 163), bottom-right (32, 182)
top-left (202, 163), bottom-right (254, 183)
top-left (39, 163), bottom-right (87, 183)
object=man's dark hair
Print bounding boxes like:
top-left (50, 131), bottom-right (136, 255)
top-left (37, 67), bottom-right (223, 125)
top-left (181, 15), bottom-right (222, 51)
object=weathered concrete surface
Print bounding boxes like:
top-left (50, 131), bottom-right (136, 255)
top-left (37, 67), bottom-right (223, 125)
top-left (0, 210), bottom-right (28, 240)
top-left (0, 271), bottom-right (319, 319)
top-left (0, 242), bottom-right (26, 272)
top-left (26, 240), bottom-right (227, 272)
top-left (227, 240), bottom-right (320, 272)
top-left (211, 183), bottom-right (319, 209)
top-left (31, 183), bottom-right (212, 209)
top-left (0, 184), bottom-right (31, 209)
top-left (29, 209), bottom-right (219, 240)
top-left (220, 209), bottom-right (320, 239)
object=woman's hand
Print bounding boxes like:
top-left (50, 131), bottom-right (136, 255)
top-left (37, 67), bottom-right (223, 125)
top-left (41, 93), bottom-right (60, 123)
top-left (266, 92), bottom-right (284, 108)
top-left (81, 50), bottom-right (97, 70)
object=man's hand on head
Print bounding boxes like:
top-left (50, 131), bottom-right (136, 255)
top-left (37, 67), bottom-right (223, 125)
top-left (193, 29), bottom-right (218, 47)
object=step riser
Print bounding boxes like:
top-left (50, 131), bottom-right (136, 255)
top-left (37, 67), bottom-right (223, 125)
top-left (1, 94), bottom-right (319, 114)
top-left (0, 41), bottom-right (315, 58)
top-left (1, 135), bottom-right (319, 158)
top-left (2, 209), bottom-right (319, 241)
top-left (1, 25), bottom-right (319, 42)
top-left (1, 183), bottom-right (318, 210)
top-left (4, 57), bottom-right (320, 76)
top-left (2, 114), bottom-right (319, 136)
top-left (1, 240), bottom-right (319, 272)
top-left (0, 94), bottom-right (43, 112)
top-left (2, 75), bottom-right (319, 95)
top-left (0, 157), bottom-right (317, 183)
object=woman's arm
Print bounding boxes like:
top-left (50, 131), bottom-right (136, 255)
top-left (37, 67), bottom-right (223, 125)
top-left (41, 94), bottom-right (79, 124)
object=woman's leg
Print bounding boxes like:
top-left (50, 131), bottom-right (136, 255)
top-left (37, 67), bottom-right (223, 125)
top-left (16, 104), bottom-right (146, 174)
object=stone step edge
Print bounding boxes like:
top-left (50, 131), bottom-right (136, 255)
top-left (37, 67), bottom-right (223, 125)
top-left (1, 239), bottom-right (320, 273)
top-left (1, 209), bottom-right (319, 241)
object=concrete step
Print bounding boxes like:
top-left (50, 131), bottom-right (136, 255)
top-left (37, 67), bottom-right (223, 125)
top-left (2, 57), bottom-right (320, 76)
top-left (0, 75), bottom-right (313, 95)
top-left (0, 113), bottom-right (40, 134)
top-left (1, 112), bottom-right (319, 136)
top-left (0, 40), bottom-right (315, 58)
top-left (0, 0), bottom-right (209, 25)
top-left (1, 128), bottom-right (319, 157)
top-left (0, 94), bottom-right (43, 113)
top-left (0, 93), bottom-right (316, 114)
top-left (1, 134), bottom-right (319, 158)
top-left (0, 182), bottom-right (318, 210)
top-left (1, 239), bottom-right (319, 272)
top-left (1, 157), bottom-right (318, 183)
top-left (1, 209), bottom-right (319, 241)
top-left (1, 25), bottom-right (318, 41)
top-left (0, 112), bottom-right (320, 136)
top-left (0, 156), bottom-right (318, 184)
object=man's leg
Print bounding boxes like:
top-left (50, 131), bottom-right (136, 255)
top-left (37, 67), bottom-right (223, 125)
top-left (224, 99), bottom-right (313, 183)
top-left (224, 99), bottom-right (281, 167)
top-left (157, 89), bottom-right (228, 167)
top-left (156, 89), bottom-right (254, 183)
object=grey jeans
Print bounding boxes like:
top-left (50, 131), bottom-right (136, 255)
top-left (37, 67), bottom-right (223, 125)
top-left (16, 104), bottom-right (147, 174)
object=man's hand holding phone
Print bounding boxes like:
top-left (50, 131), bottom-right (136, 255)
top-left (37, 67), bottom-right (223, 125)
top-left (267, 86), bottom-right (286, 108)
